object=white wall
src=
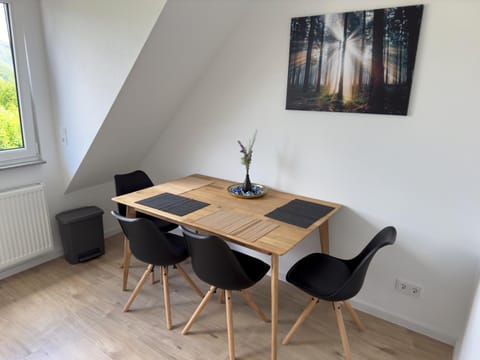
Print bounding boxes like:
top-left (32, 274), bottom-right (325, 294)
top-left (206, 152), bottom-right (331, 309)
top-left (66, 0), bottom-right (250, 192)
top-left (0, 0), bottom-right (123, 278)
top-left (142, 0), bottom-right (480, 344)
top-left (40, 0), bottom-right (166, 186)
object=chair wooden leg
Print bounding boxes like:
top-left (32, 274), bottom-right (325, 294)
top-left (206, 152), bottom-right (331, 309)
top-left (162, 266), bottom-right (172, 330)
top-left (282, 297), bottom-right (319, 345)
top-left (123, 264), bottom-right (153, 312)
top-left (240, 289), bottom-right (268, 322)
top-left (182, 286), bottom-right (216, 335)
top-left (343, 300), bottom-right (365, 331)
top-left (333, 302), bottom-right (352, 360)
top-left (175, 263), bottom-right (203, 298)
top-left (120, 235), bottom-right (127, 268)
top-left (151, 267), bottom-right (156, 284)
top-left (219, 289), bottom-right (225, 303)
top-left (122, 237), bottom-right (132, 291)
top-left (225, 290), bottom-right (235, 360)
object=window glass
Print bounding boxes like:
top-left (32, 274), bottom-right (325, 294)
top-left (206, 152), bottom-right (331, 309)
top-left (0, 1), bottom-right (42, 169)
top-left (0, 2), bottom-right (23, 152)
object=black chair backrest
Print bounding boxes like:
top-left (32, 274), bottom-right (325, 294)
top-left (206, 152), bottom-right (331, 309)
top-left (331, 226), bottom-right (397, 301)
top-left (111, 211), bottom-right (183, 266)
top-left (181, 226), bottom-right (256, 290)
top-left (114, 170), bottom-right (154, 216)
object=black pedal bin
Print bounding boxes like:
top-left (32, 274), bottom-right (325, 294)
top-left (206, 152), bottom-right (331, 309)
top-left (56, 206), bottom-right (105, 264)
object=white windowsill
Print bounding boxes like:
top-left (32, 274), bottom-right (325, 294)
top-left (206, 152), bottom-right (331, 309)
top-left (0, 158), bottom-right (46, 170)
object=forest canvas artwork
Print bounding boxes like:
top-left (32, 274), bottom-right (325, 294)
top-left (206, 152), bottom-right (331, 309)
top-left (286, 5), bottom-right (424, 115)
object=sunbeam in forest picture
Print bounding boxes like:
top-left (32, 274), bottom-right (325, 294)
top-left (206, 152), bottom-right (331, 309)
top-left (286, 5), bottom-right (424, 115)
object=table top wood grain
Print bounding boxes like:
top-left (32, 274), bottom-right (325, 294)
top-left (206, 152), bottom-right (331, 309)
top-left (112, 174), bottom-right (341, 256)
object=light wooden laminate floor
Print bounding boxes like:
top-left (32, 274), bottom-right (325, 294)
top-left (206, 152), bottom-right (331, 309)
top-left (0, 233), bottom-right (453, 359)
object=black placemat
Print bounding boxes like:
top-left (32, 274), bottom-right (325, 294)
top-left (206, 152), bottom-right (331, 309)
top-left (136, 193), bottom-right (209, 216)
top-left (265, 199), bottom-right (335, 228)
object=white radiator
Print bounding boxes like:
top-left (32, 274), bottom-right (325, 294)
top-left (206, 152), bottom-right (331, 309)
top-left (0, 183), bottom-right (54, 271)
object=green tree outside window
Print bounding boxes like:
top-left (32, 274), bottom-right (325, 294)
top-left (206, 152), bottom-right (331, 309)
top-left (0, 13), bottom-right (23, 151)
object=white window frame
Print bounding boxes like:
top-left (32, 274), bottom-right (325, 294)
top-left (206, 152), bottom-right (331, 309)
top-left (0, 0), bottom-right (42, 169)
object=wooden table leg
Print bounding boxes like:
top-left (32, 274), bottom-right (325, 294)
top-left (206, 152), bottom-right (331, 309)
top-left (271, 254), bottom-right (278, 360)
top-left (319, 221), bottom-right (330, 255)
top-left (122, 206), bottom-right (136, 291)
top-left (122, 237), bottom-right (131, 291)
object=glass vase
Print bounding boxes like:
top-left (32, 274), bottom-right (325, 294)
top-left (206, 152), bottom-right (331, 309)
top-left (242, 173), bottom-right (252, 193)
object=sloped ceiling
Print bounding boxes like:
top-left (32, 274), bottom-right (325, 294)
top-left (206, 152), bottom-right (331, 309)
top-left (41, 0), bottom-right (166, 187)
top-left (66, 0), bottom-right (250, 192)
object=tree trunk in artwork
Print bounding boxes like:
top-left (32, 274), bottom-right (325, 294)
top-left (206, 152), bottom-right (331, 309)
top-left (316, 18), bottom-right (325, 93)
top-left (288, 18), bottom-right (298, 87)
top-left (303, 17), bottom-right (315, 91)
top-left (368, 9), bottom-right (385, 113)
top-left (385, 41), bottom-right (390, 85)
top-left (337, 13), bottom-right (348, 103)
top-left (358, 11), bottom-right (366, 89)
top-left (396, 42), bottom-right (402, 84)
top-left (352, 53), bottom-right (359, 92)
top-left (336, 41), bottom-right (342, 93)
top-left (325, 51), bottom-right (331, 91)
top-left (405, 6), bottom-right (423, 86)
top-left (288, 53), bottom-right (295, 87)
top-left (294, 55), bottom-right (301, 88)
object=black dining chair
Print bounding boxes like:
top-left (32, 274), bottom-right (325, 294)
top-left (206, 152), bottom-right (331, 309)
top-left (282, 226), bottom-right (397, 360)
top-left (114, 170), bottom-right (178, 290)
top-left (180, 226), bottom-right (270, 360)
top-left (111, 211), bottom-right (203, 330)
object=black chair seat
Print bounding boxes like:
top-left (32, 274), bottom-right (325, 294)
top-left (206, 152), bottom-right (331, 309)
top-left (180, 226), bottom-right (270, 360)
top-left (282, 226), bottom-right (396, 360)
top-left (120, 216), bottom-right (187, 267)
top-left (233, 250), bottom-right (270, 285)
top-left (286, 253), bottom-right (351, 301)
top-left (114, 170), bottom-right (178, 233)
top-left (111, 211), bottom-right (203, 330)
top-left (161, 232), bottom-right (189, 264)
top-left (114, 170), bottom-right (179, 291)
top-left (138, 213), bottom-right (178, 233)
top-left (181, 228), bottom-right (270, 291)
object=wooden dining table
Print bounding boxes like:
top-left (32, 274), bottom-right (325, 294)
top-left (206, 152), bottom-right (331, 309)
top-left (112, 174), bottom-right (341, 360)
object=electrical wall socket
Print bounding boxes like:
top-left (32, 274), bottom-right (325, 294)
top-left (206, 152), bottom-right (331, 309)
top-left (395, 278), bottom-right (422, 298)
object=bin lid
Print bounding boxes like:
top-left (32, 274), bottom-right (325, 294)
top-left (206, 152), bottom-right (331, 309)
top-left (56, 206), bottom-right (104, 224)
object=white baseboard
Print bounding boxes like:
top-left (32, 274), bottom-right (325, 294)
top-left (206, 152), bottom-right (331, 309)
top-left (349, 298), bottom-right (457, 346)
top-left (0, 248), bottom-right (63, 280)
top-left (1, 225), bottom-right (121, 281)
top-left (276, 275), bottom-right (456, 346)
